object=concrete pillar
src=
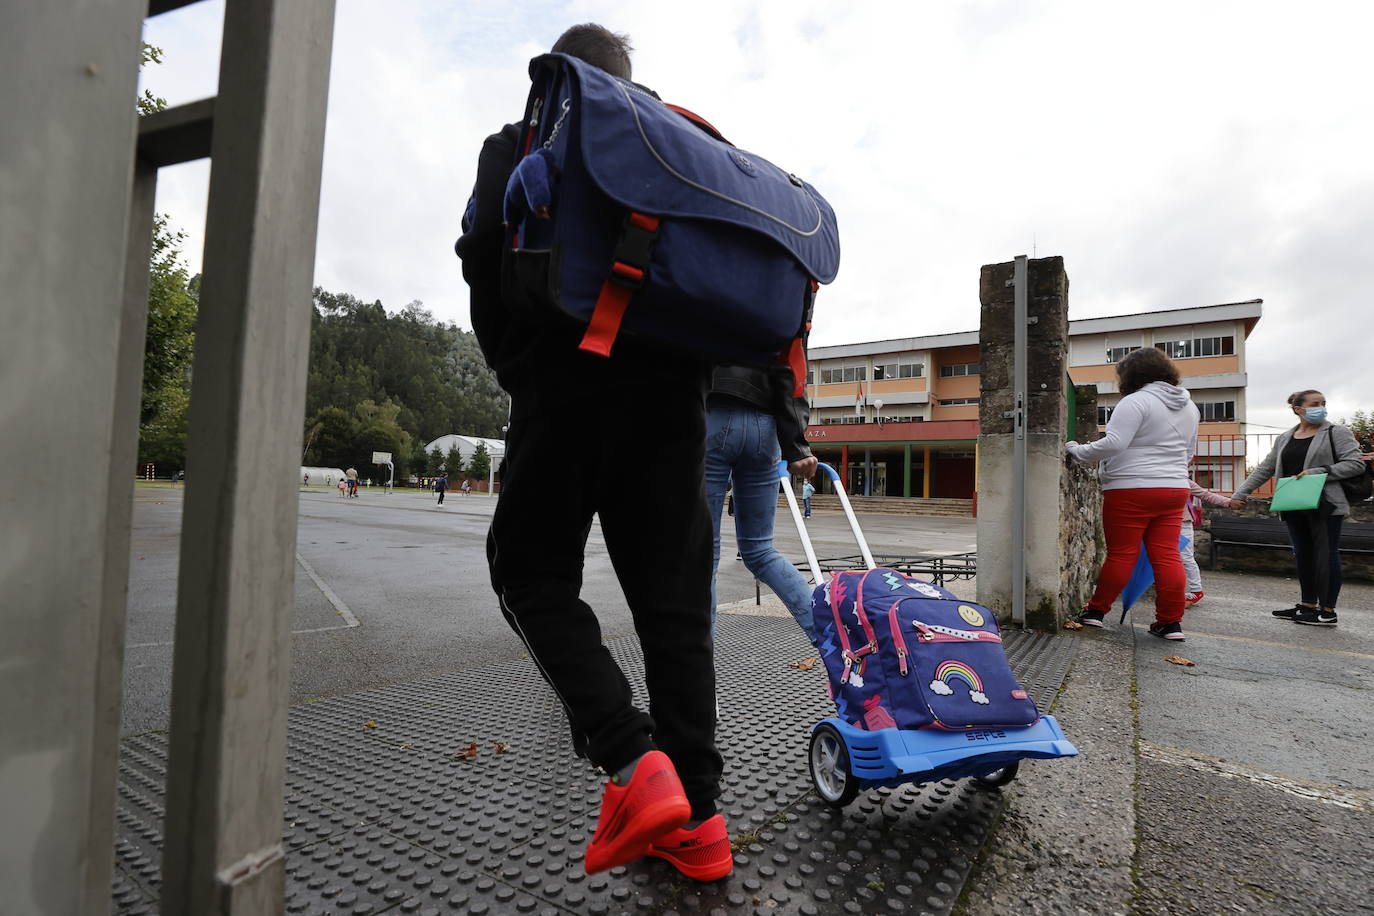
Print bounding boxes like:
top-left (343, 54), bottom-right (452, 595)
top-left (923, 447), bottom-right (932, 498)
top-left (160, 2), bottom-right (336, 913)
top-left (976, 257), bottom-right (1103, 628)
top-left (0, 3), bottom-right (145, 911)
top-left (840, 444), bottom-right (850, 492)
top-left (903, 444), bottom-right (911, 497)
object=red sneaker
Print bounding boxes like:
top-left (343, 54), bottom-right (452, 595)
top-left (646, 814), bottom-right (733, 882)
top-left (1186, 591), bottom-right (1204, 605)
top-left (584, 750), bottom-right (690, 874)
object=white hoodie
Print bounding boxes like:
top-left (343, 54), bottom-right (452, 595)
top-left (1069, 382), bottom-right (1199, 490)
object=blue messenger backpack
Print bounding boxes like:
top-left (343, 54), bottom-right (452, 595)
top-left (499, 53), bottom-right (840, 392)
top-left (814, 568), bottom-right (1041, 732)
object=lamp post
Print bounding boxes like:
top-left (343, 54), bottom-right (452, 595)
top-left (873, 398), bottom-right (884, 427)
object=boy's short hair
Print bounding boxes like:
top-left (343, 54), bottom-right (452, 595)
top-left (552, 23), bottom-right (633, 79)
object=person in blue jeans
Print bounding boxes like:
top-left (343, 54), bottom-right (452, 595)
top-left (801, 478), bottom-right (815, 518)
top-left (706, 364), bottom-right (818, 645)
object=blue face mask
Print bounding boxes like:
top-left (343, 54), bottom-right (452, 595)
top-left (1304, 406), bottom-right (1327, 423)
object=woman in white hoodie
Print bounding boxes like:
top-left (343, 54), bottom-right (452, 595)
top-left (1067, 348), bottom-right (1199, 640)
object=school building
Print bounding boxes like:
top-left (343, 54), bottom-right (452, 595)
top-left (804, 299), bottom-right (1263, 499)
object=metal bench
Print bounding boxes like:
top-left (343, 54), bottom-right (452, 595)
top-left (1208, 515), bottom-right (1374, 567)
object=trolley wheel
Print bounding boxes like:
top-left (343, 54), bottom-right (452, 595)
top-left (809, 723), bottom-right (860, 808)
top-left (972, 760), bottom-right (1020, 789)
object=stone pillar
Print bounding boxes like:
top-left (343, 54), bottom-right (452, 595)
top-left (976, 257), bottom-right (1103, 628)
top-left (1074, 384), bottom-right (1101, 446)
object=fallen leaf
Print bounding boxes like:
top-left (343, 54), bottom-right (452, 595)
top-left (399, 743), bottom-right (412, 749)
top-left (362, 719), bottom-right (376, 730)
top-left (788, 657), bottom-right (818, 671)
top-left (457, 741), bottom-right (479, 759)
top-left (492, 741), bottom-right (511, 754)
top-left (1163, 656), bottom-right (1195, 667)
top-left (1062, 620), bottom-right (1084, 630)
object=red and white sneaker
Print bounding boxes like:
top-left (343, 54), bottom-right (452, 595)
top-left (1185, 591), bottom-right (1205, 606)
top-left (646, 814), bottom-right (733, 882)
top-left (584, 750), bottom-right (690, 874)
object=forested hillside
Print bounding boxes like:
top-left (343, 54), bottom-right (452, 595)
top-left (301, 288), bottom-right (507, 477)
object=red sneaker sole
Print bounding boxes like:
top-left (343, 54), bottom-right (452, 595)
top-left (645, 844), bottom-right (733, 882)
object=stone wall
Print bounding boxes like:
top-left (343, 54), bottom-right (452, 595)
top-left (976, 257), bottom-right (1105, 629)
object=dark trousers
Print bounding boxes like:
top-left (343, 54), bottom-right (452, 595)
top-left (1284, 510), bottom-right (1345, 608)
top-left (437, 490), bottom-right (445, 504)
top-left (486, 376), bottom-right (721, 817)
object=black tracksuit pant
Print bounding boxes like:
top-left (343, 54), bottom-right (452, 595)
top-left (486, 369), bottom-right (722, 818)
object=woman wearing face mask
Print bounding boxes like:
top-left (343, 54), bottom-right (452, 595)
top-left (1229, 390), bottom-right (1365, 626)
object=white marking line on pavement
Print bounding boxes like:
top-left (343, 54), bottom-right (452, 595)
top-left (125, 554), bottom-right (359, 648)
top-left (295, 552), bottom-right (360, 629)
top-left (1159, 628), bottom-right (1374, 662)
top-left (1140, 741), bottom-right (1374, 813)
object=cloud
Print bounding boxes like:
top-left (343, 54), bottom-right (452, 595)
top-left (969, 690), bottom-right (990, 706)
top-left (928, 680), bottom-right (954, 696)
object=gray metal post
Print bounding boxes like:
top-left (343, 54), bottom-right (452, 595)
top-left (160, 1), bottom-right (336, 912)
top-left (1011, 255), bottom-right (1029, 625)
top-left (0, 2), bottom-right (145, 911)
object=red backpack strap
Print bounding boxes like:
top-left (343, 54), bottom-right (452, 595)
top-left (578, 211), bottom-right (662, 357)
top-left (664, 104), bottom-right (731, 145)
top-left (777, 279), bottom-right (819, 397)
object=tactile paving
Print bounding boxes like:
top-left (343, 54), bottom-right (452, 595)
top-left (112, 617), bottom-right (1076, 915)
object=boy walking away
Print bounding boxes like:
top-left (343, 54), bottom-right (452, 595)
top-left (434, 473), bottom-right (448, 507)
top-left (456, 24), bottom-right (728, 881)
top-left (802, 477), bottom-right (815, 519)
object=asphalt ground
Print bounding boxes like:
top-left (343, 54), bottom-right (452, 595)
top-left (121, 484), bottom-right (977, 736)
top-left (959, 569), bottom-right (1374, 916)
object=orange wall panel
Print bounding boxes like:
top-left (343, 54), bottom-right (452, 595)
top-left (934, 375), bottom-right (980, 399)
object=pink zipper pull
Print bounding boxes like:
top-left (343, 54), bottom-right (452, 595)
top-left (897, 647), bottom-right (908, 676)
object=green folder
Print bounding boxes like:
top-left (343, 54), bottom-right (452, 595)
top-left (1270, 473), bottom-right (1327, 511)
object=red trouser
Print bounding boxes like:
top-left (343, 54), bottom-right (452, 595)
top-left (1086, 487), bottom-right (1190, 624)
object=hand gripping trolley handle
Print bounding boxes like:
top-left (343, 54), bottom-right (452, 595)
top-left (778, 461), bottom-right (1078, 808)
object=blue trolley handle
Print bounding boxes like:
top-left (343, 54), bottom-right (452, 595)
top-left (777, 461), bottom-right (877, 583)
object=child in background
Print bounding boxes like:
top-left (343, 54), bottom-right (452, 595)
top-left (1183, 482), bottom-right (1232, 605)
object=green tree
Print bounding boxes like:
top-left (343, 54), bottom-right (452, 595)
top-left (305, 406), bottom-right (356, 468)
top-left (407, 441), bottom-right (429, 482)
top-left (468, 442), bottom-right (491, 483)
top-left (428, 446), bottom-right (444, 475)
top-left (138, 43), bottom-right (167, 116)
top-left (137, 215), bottom-right (198, 472)
top-left (447, 444), bottom-right (465, 479)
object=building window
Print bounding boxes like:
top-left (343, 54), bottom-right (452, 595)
top-left (1192, 458), bottom-right (1230, 489)
top-left (820, 415), bottom-right (865, 425)
top-left (1197, 400), bottom-right (1236, 422)
top-left (806, 369), bottom-right (814, 385)
top-left (1154, 336), bottom-right (1235, 359)
top-left (1097, 406), bottom-right (1114, 426)
top-left (938, 397), bottom-right (979, 406)
top-left (1105, 345), bottom-right (1140, 363)
top-left (819, 365), bottom-right (869, 384)
top-left (873, 361), bottom-right (924, 380)
top-left (938, 362), bottom-right (979, 378)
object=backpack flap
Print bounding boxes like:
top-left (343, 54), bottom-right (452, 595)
top-left (508, 54), bottom-right (840, 367)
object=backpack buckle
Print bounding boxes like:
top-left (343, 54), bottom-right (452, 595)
top-left (608, 211), bottom-right (661, 288)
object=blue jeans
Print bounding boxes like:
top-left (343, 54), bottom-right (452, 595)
top-left (706, 404), bottom-right (818, 643)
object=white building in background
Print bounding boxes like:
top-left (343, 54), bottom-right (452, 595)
top-left (423, 436), bottom-right (505, 486)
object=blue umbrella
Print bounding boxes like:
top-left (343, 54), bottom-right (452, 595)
top-left (1118, 535), bottom-right (1191, 623)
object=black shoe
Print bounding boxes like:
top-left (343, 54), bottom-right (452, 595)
top-left (1077, 609), bottom-right (1106, 628)
top-left (1148, 621), bottom-right (1185, 641)
top-left (1293, 608), bottom-right (1338, 626)
top-left (1272, 605), bottom-right (1304, 620)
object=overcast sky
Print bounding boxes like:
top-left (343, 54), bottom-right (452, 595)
top-left (142, 0), bottom-right (1373, 434)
